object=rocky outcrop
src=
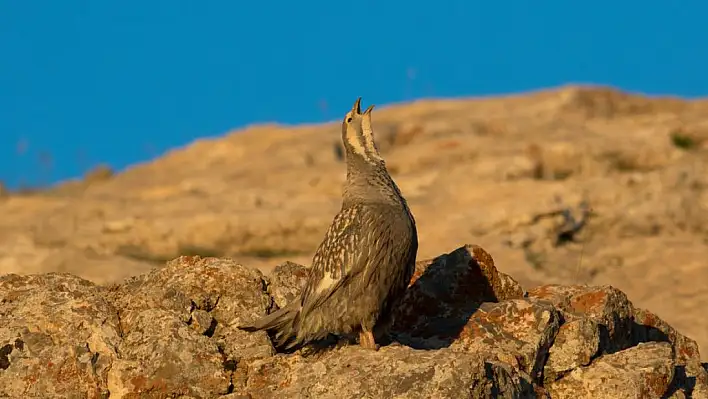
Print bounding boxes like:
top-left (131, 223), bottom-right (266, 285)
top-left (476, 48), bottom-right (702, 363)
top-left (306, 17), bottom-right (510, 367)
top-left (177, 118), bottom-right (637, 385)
top-left (3, 86), bottom-right (708, 364)
top-left (0, 245), bottom-right (705, 398)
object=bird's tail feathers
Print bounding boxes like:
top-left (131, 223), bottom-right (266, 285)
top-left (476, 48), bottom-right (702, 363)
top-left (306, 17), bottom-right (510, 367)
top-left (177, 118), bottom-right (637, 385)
top-left (239, 301), bottom-right (299, 331)
top-left (238, 301), bottom-right (302, 350)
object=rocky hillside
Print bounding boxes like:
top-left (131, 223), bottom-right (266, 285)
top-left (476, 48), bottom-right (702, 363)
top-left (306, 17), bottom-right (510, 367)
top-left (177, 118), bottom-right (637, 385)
top-left (1, 246), bottom-right (705, 398)
top-left (1, 84), bottom-right (708, 363)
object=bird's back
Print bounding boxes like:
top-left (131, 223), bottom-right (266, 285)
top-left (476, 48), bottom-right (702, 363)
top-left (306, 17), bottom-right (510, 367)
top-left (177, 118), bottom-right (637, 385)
top-left (303, 199), bottom-right (416, 302)
top-left (292, 198), bottom-right (416, 340)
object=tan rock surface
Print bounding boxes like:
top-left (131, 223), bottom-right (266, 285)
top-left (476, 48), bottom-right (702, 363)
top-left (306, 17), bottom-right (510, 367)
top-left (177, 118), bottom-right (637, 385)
top-left (545, 342), bottom-right (676, 399)
top-left (1, 85), bottom-right (708, 363)
top-left (1, 246), bottom-right (705, 398)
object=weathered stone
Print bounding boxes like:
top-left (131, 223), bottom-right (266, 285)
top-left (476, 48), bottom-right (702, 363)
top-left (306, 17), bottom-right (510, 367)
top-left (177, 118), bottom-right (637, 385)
top-left (4, 88), bottom-right (708, 370)
top-left (189, 309), bottom-right (216, 335)
top-left (447, 299), bottom-right (560, 382)
top-left (391, 245), bottom-right (524, 346)
top-left (1, 245), bottom-right (702, 398)
top-left (230, 345), bottom-right (537, 399)
top-left (527, 284), bottom-right (634, 353)
top-left (410, 245), bottom-right (524, 298)
top-left (544, 318), bottom-right (600, 382)
top-left (633, 307), bottom-right (701, 366)
top-left (633, 307), bottom-right (708, 398)
top-left (546, 342), bottom-right (675, 398)
top-left (0, 273), bottom-right (119, 398)
top-left (266, 261), bottom-right (309, 310)
top-left (107, 256), bottom-right (274, 398)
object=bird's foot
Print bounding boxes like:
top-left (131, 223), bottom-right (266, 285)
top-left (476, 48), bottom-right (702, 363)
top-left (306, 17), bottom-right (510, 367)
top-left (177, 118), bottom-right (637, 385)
top-left (359, 330), bottom-right (380, 351)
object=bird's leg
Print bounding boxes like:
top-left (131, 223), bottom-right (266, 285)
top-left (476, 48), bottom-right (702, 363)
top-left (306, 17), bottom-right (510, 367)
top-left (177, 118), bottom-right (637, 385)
top-left (359, 330), bottom-right (380, 351)
top-left (359, 331), bottom-right (372, 349)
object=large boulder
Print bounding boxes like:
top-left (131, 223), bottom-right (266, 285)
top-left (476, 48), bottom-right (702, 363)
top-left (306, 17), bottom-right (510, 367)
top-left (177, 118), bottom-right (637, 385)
top-left (0, 245), bottom-right (705, 398)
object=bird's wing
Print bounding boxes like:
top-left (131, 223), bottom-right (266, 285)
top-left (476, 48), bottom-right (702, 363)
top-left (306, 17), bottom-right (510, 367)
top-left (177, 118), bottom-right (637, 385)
top-left (299, 205), bottom-right (370, 310)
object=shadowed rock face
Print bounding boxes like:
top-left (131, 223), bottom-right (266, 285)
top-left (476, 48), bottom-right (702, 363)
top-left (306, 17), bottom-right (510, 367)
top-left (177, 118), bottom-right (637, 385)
top-left (0, 245), bottom-right (706, 398)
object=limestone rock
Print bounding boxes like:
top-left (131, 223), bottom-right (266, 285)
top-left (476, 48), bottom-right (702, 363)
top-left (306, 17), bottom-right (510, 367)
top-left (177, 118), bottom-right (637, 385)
top-left (0, 246), bottom-right (704, 398)
top-left (229, 346), bottom-right (537, 399)
top-left (544, 318), bottom-right (600, 382)
top-left (449, 299), bottom-right (560, 382)
top-left (0, 273), bottom-right (118, 398)
top-left (266, 261), bottom-right (310, 310)
top-left (3, 87), bottom-right (708, 365)
top-left (107, 256), bottom-right (274, 397)
top-left (546, 342), bottom-right (675, 398)
top-left (0, 256), bottom-right (275, 398)
top-left (632, 307), bottom-right (708, 398)
top-left (527, 284), bottom-right (635, 353)
top-left (391, 244), bottom-right (525, 346)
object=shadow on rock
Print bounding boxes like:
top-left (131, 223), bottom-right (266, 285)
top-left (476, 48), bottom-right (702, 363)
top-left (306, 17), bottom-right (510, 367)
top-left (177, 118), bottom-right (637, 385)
top-left (631, 306), bottom-right (708, 398)
top-left (388, 244), bottom-right (525, 349)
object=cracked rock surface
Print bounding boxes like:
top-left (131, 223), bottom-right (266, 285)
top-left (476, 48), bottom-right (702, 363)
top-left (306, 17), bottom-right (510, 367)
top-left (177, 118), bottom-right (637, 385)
top-left (1, 245), bottom-right (705, 398)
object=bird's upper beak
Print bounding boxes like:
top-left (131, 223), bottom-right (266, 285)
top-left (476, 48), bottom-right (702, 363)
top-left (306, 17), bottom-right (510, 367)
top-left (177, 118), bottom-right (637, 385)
top-left (351, 97), bottom-right (362, 115)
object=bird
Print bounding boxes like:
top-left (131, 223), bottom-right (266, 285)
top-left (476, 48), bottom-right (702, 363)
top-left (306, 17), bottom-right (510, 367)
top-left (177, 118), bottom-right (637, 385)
top-left (238, 97), bottom-right (418, 351)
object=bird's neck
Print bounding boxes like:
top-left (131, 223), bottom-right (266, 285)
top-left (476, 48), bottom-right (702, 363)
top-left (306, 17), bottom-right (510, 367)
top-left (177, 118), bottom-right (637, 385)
top-left (343, 153), bottom-right (404, 207)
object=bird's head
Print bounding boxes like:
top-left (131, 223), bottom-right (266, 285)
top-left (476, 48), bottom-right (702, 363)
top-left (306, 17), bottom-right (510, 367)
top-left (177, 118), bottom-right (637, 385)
top-left (341, 97), bottom-right (382, 165)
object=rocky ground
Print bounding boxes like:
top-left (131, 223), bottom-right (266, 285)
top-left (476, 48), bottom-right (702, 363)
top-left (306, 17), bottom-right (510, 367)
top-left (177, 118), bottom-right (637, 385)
top-left (0, 246), bottom-right (705, 398)
top-left (1, 84), bottom-right (707, 394)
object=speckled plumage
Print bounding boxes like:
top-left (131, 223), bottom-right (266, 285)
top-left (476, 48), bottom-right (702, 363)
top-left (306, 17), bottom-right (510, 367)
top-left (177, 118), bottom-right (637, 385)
top-left (239, 98), bottom-right (418, 351)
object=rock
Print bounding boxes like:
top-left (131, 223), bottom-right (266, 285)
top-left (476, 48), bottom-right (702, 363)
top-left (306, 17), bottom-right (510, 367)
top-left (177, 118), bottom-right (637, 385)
top-left (546, 342), bottom-right (675, 398)
top-left (266, 261), bottom-right (310, 310)
top-left (107, 256), bottom-right (274, 397)
top-left (83, 164), bottom-right (115, 184)
top-left (544, 318), bottom-right (600, 382)
top-left (633, 307), bottom-right (701, 366)
top-left (0, 256), bottom-right (275, 398)
top-left (391, 244), bottom-right (525, 346)
top-left (525, 141), bottom-right (588, 180)
top-left (3, 87), bottom-right (708, 366)
top-left (527, 284), bottom-right (635, 353)
top-left (0, 246), bottom-right (703, 398)
top-left (633, 307), bottom-right (708, 398)
top-left (229, 346), bottom-right (537, 399)
top-left (450, 299), bottom-right (560, 382)
top-left (0, 273), bottom-right (119, 398)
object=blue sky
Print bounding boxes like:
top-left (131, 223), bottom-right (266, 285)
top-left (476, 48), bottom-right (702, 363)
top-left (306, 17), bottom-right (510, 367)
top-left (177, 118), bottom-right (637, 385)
top-left (1, 1), bottom-right (706, 189)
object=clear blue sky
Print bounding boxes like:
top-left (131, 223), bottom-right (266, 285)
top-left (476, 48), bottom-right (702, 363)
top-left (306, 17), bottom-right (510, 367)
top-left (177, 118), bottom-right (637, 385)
top-left (1, 1), bottom-right (706, 189)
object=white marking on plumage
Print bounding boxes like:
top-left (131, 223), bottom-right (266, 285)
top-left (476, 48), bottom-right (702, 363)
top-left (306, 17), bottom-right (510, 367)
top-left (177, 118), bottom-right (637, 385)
top-left (361, 113), bottom-right (383, 162)
top-left (315, 273), bottom-right (337, 294)
top-left (343, 110), bottom-right (368, 158)
top-left (346, 133), bottom-right (367, 157)
top-left (308, 206), bottom-right (361, 296)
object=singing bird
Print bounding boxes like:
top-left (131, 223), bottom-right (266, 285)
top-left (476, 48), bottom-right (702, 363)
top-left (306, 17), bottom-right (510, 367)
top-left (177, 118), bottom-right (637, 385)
top-left (239, 98), bottom-right (418, 351)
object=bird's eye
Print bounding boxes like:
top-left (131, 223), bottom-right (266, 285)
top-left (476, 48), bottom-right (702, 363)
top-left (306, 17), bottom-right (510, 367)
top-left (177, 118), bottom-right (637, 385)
top-left (347, 117), bottom-right (353, 123)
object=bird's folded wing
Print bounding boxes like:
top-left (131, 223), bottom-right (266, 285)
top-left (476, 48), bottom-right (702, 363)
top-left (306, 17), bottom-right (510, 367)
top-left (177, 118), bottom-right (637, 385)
top-left (299, 206), bottom-right (369, 310)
